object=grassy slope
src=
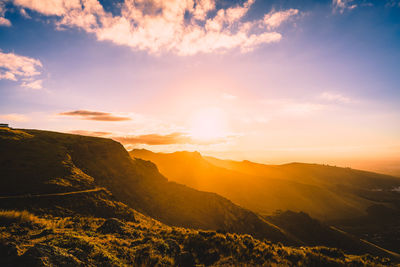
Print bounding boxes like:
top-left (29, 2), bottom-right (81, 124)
top-left (0, 128), bottom-right (290, 244)
top-left (0, 209), bottom-right (394, 267)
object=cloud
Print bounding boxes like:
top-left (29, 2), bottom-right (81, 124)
top-left (264, 8), bottom-right (299, 29)
top-left (0, 2), bottom-right (11, 26)
top-left (9, 0), bottom-right (299, 55)
top-left (66, 130), bottom-right (193, 145)
top-left (12, 0), bottom-right (81, 16)
top-left (319, 92), bottom-right (351, 103)
top-left (113, 132), bottom-right (193, 145)
top-left (385, 0), bottom-right (400, 8)
top-left (68, 130), bottom-right (112, 137)
top-left (66, 130), bottom-right (227, 146)
top-left (0, 51), bottom-right (43, 88)
top-left (332, 0), bottom-right (357, 13)
top-left (262, 98), bottom-right (325, 117)
top-left (58, 110), bottom-right (132, 121)
top-left (0, 17), bottom-right (11, 26)
top-left (21, 79), bottom-right (43, 89)
top-left (222, 93), bottom-right (237, 100)
top-left (281, 102), bottom-right (324, 116)
top-left (0, 113), bottom-right (29, 122)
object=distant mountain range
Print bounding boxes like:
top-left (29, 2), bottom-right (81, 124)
top-left (130, 148), bottom-right (400, 252)
top-left (130, 149), bottom-right (400, 220)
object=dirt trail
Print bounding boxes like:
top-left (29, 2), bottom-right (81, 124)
top-left (0, 188), bottom-right (105, 199)
top-left (330, 226), bottom-right (400, 260)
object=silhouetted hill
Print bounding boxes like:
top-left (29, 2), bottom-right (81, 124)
top-left (0, 128), bottom-right (290, 244)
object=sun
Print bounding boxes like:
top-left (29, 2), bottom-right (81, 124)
top-left (188, 107), bottom-right (227, 141)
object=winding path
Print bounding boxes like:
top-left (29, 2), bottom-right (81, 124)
top-left (0, 187), bottom-right (106, 199)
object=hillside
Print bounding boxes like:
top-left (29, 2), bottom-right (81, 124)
top-left (130, 149), bottom-right (400, 253)
top-left (131, 149), bottom-right (400, 220)
top-left (0, 128), bottom-right (290, 244)
top-left (1, 128), bottom-right (399, 265)
top-left (1, 209), bottom-right (392, 266)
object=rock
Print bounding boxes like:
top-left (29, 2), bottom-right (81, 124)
top-left (0, 242), bottom-right (19, 266)
top-left (97, 218), bottom-right (126, 234)
top-left (175, 251), bottom-right (195, 267)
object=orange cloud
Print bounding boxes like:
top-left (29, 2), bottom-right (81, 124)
top-left (0, 113), bottom-right (29, 122)
top-left (66, 130), bottom-right (227, 146)
top-left (69, 130), bottom-right (112, 137)
top-left (113, 133), bottom-right (192, 145)
top-left (59, 110), bottom-right (131, 121)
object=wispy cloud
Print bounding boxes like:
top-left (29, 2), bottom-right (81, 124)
top-left (21, 79), bottom-right (43, 90)
top-left (67, 130), bottom-right (193, 145)
top-left (221, 93), bottom-right (237, 100)
top-left (9, 0), bottom-right (300, 55)
top-left (113, 132), bottom-right (193, 145)
top-left (0, 17), bottom-right (11, 26)
top-left (332, 0), bottom-right (358, 13)
top-left (58, 110), bottom-right (132, 121)
top-left (66, 130), bottom-right (230, 146)
top-left (319, 92), bottom-right (352, 103)
top-left (0, 2), bottom-right (11, 26)
top-left (264, 8), bottom-right (299, 29)
top-left (69, 130), bottom-right (112, 137)
top-left (262, 98), bottom-right (325, 117)
top-left (0, 113), bottom-right (29, 122)
top-left (0, 51), bottom-right (43, 88)
top-left (385, 0), bottom-right (400, 8)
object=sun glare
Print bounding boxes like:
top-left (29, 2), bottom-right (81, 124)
top-left (188, 107), bottom-right (227, 141)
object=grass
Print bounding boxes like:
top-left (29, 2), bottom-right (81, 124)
top-left (0, 210), bottom-right (42, 225)
top-left (0, 209), bottom-right (393, 266)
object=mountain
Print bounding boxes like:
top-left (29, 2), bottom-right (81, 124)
top-left (130, 149), bottom-right (400, 253)
top-left (131, 149), bottom-right (400, 220)
top-left (1, 128), bottom-right (399, 265)
top-left (0, 127), bottom-right (290, 244)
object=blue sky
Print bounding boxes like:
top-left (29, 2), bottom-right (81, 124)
top-left (0, 0), bottom-right (399, 174)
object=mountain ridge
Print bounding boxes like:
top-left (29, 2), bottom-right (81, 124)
top-left (0, 128), bottom-right (291, 244)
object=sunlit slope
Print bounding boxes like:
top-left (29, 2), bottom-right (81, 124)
top-left (130, 149), bottom-right (400, 221)
top-left (206, 157), bottom-right (400, 190)
top-left (0, 128), bottom-right (290, 243)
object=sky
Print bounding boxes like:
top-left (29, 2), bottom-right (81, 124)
top-left (0, 0), bottom-right (400, 175)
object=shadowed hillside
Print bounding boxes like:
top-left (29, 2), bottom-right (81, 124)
top-left (0, 128), bottom-right (290, 244)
